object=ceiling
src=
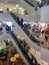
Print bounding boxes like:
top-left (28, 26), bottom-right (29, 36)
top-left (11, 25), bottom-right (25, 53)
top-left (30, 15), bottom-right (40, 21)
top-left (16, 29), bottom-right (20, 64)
top-left (24, 0), bottom-right (49, 7)
top-left (0, 0), bottom-right (49, 7)
top-left (0, 0), bottom-right (17, 3)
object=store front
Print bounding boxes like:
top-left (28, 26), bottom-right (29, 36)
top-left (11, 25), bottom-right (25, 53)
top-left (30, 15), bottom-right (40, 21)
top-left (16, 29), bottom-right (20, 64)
top-left (5, 22), bottom-right (13, 32)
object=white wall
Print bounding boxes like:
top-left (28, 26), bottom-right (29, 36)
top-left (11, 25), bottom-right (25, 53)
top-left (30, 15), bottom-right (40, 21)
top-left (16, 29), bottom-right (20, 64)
top-left (19, 14), bottom-right (40, 22)
top-left (17, 0), bottom-right (41, 22)
top-left (41, 5), bottom-right (49, 23)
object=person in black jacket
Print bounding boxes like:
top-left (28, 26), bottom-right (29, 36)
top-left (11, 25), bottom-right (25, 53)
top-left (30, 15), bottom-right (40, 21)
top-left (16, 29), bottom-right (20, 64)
top-left (21, 18), bottom-right (23, 25)
top-left (45, 31), bottom-right (48, 41)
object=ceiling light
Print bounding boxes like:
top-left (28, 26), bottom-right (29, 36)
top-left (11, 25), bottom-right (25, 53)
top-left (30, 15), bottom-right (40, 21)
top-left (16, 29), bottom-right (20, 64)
top-left (35, 0), bottom-right (41, 3)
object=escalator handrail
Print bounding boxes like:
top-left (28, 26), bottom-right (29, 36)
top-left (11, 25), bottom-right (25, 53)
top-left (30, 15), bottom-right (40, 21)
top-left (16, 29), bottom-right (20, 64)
top-left (9, 13), bottom-right (42, 44)
top-left (9, 31), bottom-right (38, 65)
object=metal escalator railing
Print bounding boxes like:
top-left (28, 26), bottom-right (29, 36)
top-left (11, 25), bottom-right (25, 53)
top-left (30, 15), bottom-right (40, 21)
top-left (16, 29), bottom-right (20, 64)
top-left (24, 0), bottom-right (37, 7)
top-left (10, 13), bottom-right (42, 44)
top-left (24, 0), bottom-right (46, 7)
top-left (9, 31), bottom-right (38, 65)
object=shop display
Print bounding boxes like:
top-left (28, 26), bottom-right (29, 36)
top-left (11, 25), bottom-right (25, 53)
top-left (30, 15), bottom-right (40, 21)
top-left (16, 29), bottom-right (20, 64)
top-left (5, 22), bottom-right (13, 32)
top-left (0, 39), bottom-right (27, 65)
top-left (0, 52), bottom-right (7, 60)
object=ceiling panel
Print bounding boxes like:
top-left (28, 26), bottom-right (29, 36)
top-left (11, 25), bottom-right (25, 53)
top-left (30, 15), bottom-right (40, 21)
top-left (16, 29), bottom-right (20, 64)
top-left (0, 0), bottom-right (17, 3)
top-left (24, 0), bottom-right (49, 7)
top-left (0, 0), bottom-right (49, 7)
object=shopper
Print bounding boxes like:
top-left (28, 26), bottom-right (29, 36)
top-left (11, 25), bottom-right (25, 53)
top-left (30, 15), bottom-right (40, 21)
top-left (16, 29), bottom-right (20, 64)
top-left (21, 18), bottom-right (23, 25)
top-left (45, 35), bottom-right (48, 41)
top-left (7, 7), bottom-right (9, 12)
top-left (45, 31), bottom-right (48, 41)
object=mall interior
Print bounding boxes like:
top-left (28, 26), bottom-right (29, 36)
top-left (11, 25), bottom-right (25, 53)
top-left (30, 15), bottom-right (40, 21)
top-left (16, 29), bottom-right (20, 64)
top-left (0, 0), bottom-right (49, 65)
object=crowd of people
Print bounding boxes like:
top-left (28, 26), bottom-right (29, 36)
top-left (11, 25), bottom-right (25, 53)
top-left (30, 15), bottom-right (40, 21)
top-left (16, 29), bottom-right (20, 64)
top-left (31, 21), bottom-right (49, 42)
top-left (18, 36), bottom-right (39, 65)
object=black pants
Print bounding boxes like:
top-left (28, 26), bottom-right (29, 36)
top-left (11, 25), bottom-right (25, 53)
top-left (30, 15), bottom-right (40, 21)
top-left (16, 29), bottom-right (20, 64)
top-left (45, 35), bottom-right (48, 41)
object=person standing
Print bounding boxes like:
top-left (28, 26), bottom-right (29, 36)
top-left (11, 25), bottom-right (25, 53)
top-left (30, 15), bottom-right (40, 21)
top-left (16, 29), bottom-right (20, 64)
top-left (21, 18), bottom-right (23, 25)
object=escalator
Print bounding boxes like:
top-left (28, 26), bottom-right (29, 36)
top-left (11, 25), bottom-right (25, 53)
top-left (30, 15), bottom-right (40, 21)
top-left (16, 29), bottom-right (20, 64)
top-left (9, 31), bottom-right (38, 65)
top-left (24, 0), bottom-right (46, 8)
top-left (10, 13), bottom-right (42, 45)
